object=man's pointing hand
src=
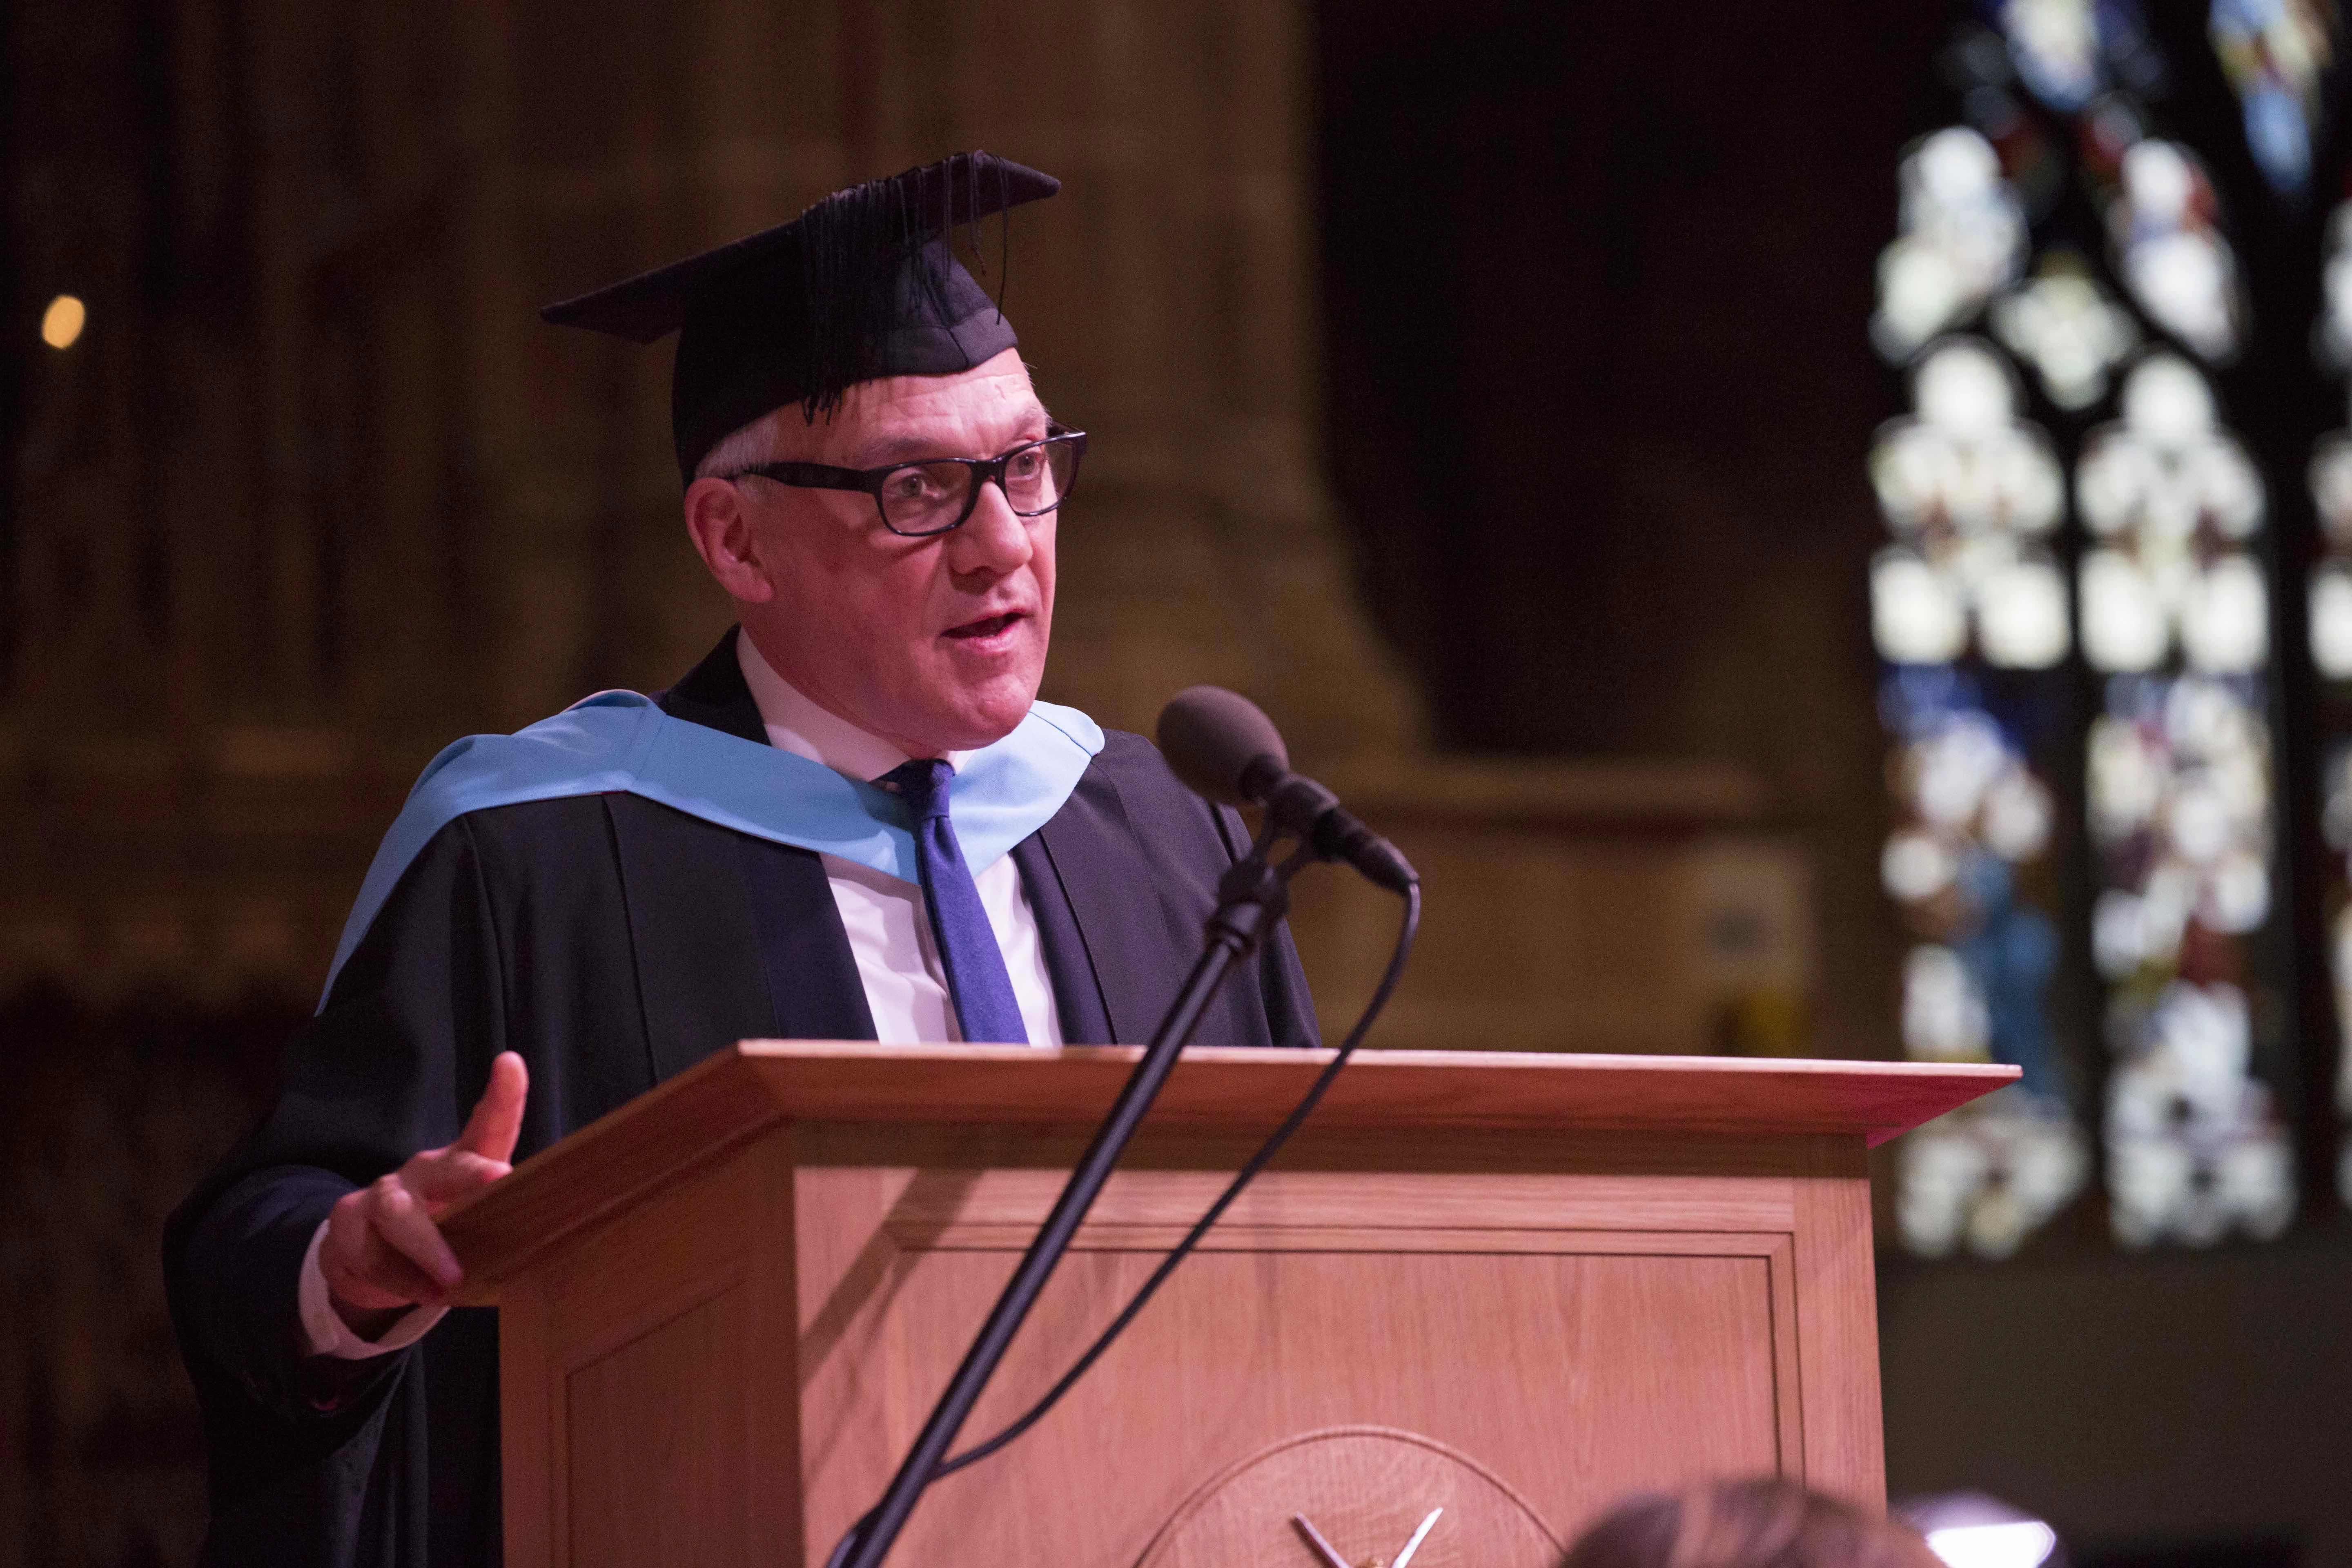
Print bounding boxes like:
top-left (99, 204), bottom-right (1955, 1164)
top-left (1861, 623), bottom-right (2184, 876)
top-left (320, 1051), bottom-right (528, 1340)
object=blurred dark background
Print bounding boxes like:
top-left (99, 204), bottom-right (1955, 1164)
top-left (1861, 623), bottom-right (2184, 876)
top-left (4, 0), bottom-right (2347, 1564)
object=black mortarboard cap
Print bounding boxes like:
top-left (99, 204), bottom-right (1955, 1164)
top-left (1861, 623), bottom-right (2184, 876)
top-left (540, 151), bottom-right (1060, 481)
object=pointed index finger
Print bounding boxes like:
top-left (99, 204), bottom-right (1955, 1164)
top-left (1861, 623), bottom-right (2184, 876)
top-left (454, 1051), bottom-right (529, 1163)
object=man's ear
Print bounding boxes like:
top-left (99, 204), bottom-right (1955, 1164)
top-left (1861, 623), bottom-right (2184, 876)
top-left (683, 477), bottom-right (775, 604)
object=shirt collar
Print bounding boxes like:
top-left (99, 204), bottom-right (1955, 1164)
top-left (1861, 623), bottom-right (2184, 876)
top-left (735, 630), bottom-right (971, 784)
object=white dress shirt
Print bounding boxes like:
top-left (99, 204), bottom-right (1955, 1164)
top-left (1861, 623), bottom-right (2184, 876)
top-left (300, 637), bottom-right (1065, 1357)
top-left (733, 634), bottom-right (1064, 1049)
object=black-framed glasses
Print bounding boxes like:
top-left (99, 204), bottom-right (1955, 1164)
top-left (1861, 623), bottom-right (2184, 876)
top-left (724, 427), bottom-right (1087, 537)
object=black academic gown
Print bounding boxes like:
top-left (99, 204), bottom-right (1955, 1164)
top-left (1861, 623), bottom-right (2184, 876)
top-left (163, 630), bottom-right (1319, 1568)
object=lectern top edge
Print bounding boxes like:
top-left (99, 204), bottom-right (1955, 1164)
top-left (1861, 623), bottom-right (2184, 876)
top-left (438, 1042), bottom-right (2012, 1300)
top-left (724, 1040), bottom-right (2014, 1145)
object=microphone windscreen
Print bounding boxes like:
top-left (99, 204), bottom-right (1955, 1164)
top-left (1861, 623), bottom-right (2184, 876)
top-left (1156, 686), bottom-right (1290, 806)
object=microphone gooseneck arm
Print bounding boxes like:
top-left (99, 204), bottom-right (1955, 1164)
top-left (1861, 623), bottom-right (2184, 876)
top-left (829, 686), bottom-right (1420, 1568)
top-left (1245, 762), bottom-right (1417, 895)
top-left (931, 872), bottom-right (1420, 1483)
top-left (831, 826), bottom-right (1310, 1568)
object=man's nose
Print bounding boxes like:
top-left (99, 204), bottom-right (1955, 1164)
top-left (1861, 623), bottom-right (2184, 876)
top-left (947, 479), bottom-right (1034, 574)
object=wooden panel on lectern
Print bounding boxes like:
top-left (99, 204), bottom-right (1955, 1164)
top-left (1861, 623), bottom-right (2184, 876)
top-left (566, 1287), bottom-right (753, 1563)
top-left (789, 1127), bottom-right (1851, 1566)
top-left (444, 1045), bottom-right (2013, 1568)
top-left (492, 1132), bottom-right (805, 1567)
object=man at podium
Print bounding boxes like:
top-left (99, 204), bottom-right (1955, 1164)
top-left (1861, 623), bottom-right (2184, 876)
top-left (164, 152), bottom-right (1319, 1568)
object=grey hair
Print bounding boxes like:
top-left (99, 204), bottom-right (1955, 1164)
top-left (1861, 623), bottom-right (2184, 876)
top-left (693, 362), bottom-right (1050, 481)
top-left (693, 410), bottom-right (788, 481)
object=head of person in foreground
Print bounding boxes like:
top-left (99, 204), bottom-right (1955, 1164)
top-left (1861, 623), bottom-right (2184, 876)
top-left (1560, 1477), bottom-right (1944, 1568)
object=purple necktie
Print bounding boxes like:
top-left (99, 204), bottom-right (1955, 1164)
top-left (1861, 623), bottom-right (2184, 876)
top-left (876, 758), bottom-right (1030, 1044)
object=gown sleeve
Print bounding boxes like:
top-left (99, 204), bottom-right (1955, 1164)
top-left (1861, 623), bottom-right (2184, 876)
top-left (162, 811), bottom-right (512, 1566)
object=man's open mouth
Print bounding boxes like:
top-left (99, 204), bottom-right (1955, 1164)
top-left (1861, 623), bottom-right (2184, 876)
top-left (945, 612), bottom-right (1023, 640)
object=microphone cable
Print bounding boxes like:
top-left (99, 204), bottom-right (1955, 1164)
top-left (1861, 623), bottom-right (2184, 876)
top-left (823, 875), bottom-right (1421, 1568)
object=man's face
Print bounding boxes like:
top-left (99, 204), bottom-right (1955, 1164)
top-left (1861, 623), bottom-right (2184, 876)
top-left (686, 348), bottom-right (1058, 757)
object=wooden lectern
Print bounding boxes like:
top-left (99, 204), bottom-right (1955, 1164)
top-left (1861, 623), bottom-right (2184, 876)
top-left (439, 1044), bottom-right (2010, 1568)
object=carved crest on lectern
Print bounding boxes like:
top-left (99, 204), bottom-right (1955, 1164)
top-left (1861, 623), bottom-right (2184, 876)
top-left (1293, 1505), bottom-right (1443, 1568)
top-left (1132, 1426), bottom-right (1560, 1568)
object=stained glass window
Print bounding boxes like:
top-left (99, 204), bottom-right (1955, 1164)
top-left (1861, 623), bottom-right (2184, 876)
top-left (1874, 0), bottom-right (2331, 1252)
top-left (2210, 0), bottom-right (2335, 196)
top-left (2312, 204), bottom-right (2352, 1205)
top-left (2079, 357), bottom-right (2292, 1241)
top-left (1872, 339), bottom-right (2088, 1257)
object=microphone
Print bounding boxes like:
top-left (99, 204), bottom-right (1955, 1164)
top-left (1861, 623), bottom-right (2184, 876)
top-left (1157, 686), bottom-right (1419, 894)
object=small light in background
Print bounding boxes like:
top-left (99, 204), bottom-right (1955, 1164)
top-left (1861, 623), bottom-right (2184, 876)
top-left (1898, 1492), bottom-right (2062, 1568)
top-left (40, 293), bottom-right (87, 350)
top-left (1926, 1521), bottom-right (2060, 1568)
